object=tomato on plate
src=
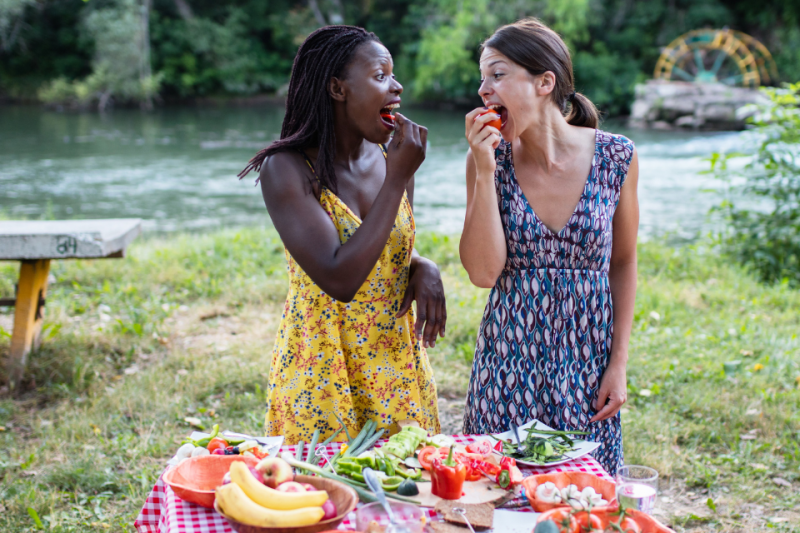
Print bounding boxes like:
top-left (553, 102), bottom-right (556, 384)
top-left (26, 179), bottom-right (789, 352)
top-left (605, 517), bottom-right (640, 533)
top-left (418, 446), bottom-right (440, 471)
top-left (207, 437), bottom-right (228, 453)
top-left (537, 509), bottom-right (579, 533)
top-left (574, 511), bottom-right (603, 533)
top-left (466, 440), bottom-right (492, 455)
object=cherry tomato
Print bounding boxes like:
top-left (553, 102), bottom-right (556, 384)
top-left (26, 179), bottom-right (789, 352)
top-left (606, 517), bottom-right (640, 533)
top-left (207, 437), bottom-right (228, 453)
top-left (418, 446), bottom-right (440, 471)
top-left (574, 511), bottom-right (603, 533)
top-left (537, 509), bottom-right (579, 533)
top-left (466, 440), bottom-right (492, 455)
top-left (477, 109), bottom-right (502, 131)
top-left (380, 113), bottom-right (395, 125)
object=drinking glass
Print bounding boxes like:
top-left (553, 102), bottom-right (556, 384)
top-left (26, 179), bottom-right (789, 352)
top-left (616, 465), bottom-right (658, 514)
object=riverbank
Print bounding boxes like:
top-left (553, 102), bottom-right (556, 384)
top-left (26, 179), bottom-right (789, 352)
top-left (1, 228), bottom-right (799, 532)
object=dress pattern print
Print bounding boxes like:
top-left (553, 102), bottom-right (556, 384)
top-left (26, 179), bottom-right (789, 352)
top-left (265, 153), bottom-right (440, 444)
top-left (463, 130), bottom-right (635, 475)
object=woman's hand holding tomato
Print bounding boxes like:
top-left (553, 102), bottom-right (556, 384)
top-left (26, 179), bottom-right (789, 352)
top-left (465, 108), bottom-right (502, 178)
top-left (385, 112), bottom-right (428, 188)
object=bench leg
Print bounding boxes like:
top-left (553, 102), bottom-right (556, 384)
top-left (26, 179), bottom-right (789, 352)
top-left (9, 259), bottom-right (50, 389)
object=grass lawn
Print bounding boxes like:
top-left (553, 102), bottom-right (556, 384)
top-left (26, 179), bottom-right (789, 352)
top-left (1, 228), bottom-right (799, 532)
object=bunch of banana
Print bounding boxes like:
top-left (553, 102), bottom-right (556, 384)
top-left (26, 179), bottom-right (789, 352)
top-left (215, 461), bottom-right (329, 527)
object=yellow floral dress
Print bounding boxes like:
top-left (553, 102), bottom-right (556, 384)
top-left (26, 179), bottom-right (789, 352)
top-left (264, 150), bottom-right (441, 444)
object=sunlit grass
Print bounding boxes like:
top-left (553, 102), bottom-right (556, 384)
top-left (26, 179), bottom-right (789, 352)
top-left (1, 228), bottom-right (799, 532)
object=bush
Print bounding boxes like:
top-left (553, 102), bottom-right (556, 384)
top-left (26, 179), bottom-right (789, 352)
top-left (709, 82), bottom-right (800, 285)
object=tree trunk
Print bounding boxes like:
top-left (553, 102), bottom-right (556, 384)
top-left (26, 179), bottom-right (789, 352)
top-left (308, 0), bottom-right (327, 26)
top-left (139, 0), bottom-right (154, 110)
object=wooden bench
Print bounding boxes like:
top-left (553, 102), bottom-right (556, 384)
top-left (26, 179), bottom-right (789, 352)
top-left (0, 219), bottom-right (142, 388)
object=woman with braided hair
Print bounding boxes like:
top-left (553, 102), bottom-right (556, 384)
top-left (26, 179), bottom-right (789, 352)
top-left (239, 26), bottom-right (444, 443)
top-left (460, 19), bottom-right (639, 475)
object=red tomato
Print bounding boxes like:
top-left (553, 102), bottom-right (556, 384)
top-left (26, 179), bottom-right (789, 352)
top-left (418, 446), bottom-right (440, 471)
top-left (380, 113), bottom-right (395, 125)
top-left (537, 509), bottom-right (579, 533)
top-left (574, 511), bottom-right (603, 533)
top-left (477, 110), bottom-right (502, 131)
top-left (207, 437), bottom-right (228, 453)
top-left (466, 440), bottom-right (492, 455)
top-left (606, 517), bottom-right (640, 533)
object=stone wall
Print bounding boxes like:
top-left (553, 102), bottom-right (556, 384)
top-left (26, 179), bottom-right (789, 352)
top-left (629, 80), bottom-right (769, 130)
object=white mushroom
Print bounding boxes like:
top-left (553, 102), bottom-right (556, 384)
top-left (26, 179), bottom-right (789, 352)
top-left (175, 443), bottom-right (196, 461)
top-left (535, 481), bottom-right (562, 503)
top-left (581, 486), bottom-right (598, 499)
top-left (560, 484), bottom-right (582, 502)
top-left (191, 446), bottom-right (210, 457)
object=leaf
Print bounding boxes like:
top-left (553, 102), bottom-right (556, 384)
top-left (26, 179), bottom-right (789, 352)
top-left (27, 507), bottom-right (44, 529)
top-left (706, 497), bottom-right (717, 512)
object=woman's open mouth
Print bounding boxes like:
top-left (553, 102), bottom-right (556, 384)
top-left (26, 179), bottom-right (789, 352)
top-left (380, 103), bottom-right (399, 131)
top-left (487, 104), bottom-right (508, 129)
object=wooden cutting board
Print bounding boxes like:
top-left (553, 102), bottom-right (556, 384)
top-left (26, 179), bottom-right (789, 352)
top-left (414, 470), bottom-right (511, 508)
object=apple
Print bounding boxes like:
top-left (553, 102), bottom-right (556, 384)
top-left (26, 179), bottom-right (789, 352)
top-left (248, 465), bottom-right (264, 484)
top-left (277, 481), bottom-right (307, 493)
top-left (300, 483), bottom-right (316, 492)
top-left (255, 457), bottom-right (294, 489)
top-left (322, 499), bottom-right (337, 520)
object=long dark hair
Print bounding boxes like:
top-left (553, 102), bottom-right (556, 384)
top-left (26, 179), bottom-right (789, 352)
top-left (483, 18), bottom-right (598, 129)
top-left (238, 26), bottom-right (380, 192)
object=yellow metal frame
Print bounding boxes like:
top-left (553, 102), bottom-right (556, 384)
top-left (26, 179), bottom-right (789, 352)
top-left (654, 29), bottom-right (777, 88)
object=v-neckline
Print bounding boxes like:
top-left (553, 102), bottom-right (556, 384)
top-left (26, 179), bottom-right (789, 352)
top-left (508, 129), bottom-right (599, 237)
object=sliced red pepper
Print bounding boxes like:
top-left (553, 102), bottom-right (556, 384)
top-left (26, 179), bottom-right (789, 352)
top-left (493, 440), bottom-right (503, 452)
top-left (431, 445), bottom-right (467, 500)
top-left (499, 456), bottom-right (516, 469)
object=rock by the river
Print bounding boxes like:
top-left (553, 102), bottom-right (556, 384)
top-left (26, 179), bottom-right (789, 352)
top-left (629, 80), bottom-right (769, 130)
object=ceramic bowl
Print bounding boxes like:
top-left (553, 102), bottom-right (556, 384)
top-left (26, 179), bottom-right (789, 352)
top-left (214, 474), bottom-right (359, 533)
top-left (522, 471), bottom-right (617, 512)
top-left (163, 454), bottom-right (259, 509)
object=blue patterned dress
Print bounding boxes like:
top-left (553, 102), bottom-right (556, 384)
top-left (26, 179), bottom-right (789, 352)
top-left (463, 130), bottom-right (635, 475)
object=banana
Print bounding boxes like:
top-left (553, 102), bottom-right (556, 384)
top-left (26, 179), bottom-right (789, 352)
top-left (216, 482), bottom-right (325, 527)
top-left (229, 461), bottom-right (329, 510)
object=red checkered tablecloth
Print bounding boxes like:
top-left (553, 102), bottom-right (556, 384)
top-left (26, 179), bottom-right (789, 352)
top-left (135, 434), bottom-right (612, 533)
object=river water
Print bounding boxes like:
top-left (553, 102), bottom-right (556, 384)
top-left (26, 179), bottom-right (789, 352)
top-left (0, 105), bottom-right (748, 238)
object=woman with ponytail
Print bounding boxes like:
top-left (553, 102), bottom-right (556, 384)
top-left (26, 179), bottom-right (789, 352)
top-left (460, 19), bottom-right (638, 474)
top-left (239, 26), bottom-right (444, 444)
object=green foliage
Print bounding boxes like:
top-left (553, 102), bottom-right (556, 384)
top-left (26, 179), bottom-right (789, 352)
top-left (3, 0), bottom-right (800, 112)
top-left (709, 82), bottom-right (800, 285)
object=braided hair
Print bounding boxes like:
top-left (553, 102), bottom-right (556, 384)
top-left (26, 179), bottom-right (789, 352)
top-left (238, 25), bottom-right (380, 193)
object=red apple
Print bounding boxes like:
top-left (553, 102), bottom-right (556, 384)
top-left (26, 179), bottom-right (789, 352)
top-left (300, 483), bottom-right (316, 492)
top-left (255, 457), bottom-right (294, 489)
top-left (277, 481), bottom-right (306, 493)
top-left (322, 499), bottom-right (337, 520)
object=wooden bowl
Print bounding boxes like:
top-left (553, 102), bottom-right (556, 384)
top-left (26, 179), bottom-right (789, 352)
top-left (163, 454), bottom-right (259, 509)
top-left (522, 471), bottom-right (617, 512)
top-left (214, 474), bottom-right (358, 533)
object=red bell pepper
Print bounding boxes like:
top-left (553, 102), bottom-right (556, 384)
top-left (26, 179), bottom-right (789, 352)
top-left (431, 445), bottom-right (467, 500)
top-left (496, 456), bottom-right (523, 489)
top-left (493, 440), bottom-right (503, 452)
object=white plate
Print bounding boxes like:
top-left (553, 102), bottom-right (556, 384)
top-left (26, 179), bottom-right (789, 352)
top-left (492, 419), bottom-right (600, 467)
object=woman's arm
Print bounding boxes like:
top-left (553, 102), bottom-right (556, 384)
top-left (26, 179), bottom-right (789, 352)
top-left (590, 149), bottom-right (639, 423)
top-left (459, 109), bottom-right (507, 288)
top-left (261, 114), bottom-right (427, 302)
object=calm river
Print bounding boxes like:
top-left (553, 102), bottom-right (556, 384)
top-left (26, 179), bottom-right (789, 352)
top-left (0, 105), bottom-right (748, 238)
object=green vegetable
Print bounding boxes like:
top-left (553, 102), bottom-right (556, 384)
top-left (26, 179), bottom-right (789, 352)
top-left (397, 478), bottom-right (419, 496)
top-left (306, 429), bottom-right (321, 465)
top-left (395, 465), bottom-right (422, 480)
top-left (380, 475), bottom-right (405, 491)
top-left (183, 424), bottom-right (220, 448)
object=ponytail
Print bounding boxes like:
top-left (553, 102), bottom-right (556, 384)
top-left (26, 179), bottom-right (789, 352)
top-left (566, 92), bottom-right (598, 129)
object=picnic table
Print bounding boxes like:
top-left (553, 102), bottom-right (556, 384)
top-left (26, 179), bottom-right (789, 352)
top-left (135, 433), bottom-right (613, 533)
top-left (0, 219), bottom-right (142, 386)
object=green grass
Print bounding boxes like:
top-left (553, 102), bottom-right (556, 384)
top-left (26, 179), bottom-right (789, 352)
top-left (1, 228), bottom-right (799, 532)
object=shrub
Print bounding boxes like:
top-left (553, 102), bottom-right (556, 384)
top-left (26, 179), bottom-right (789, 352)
top-left (709, 82), bottom-right (800, 285)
